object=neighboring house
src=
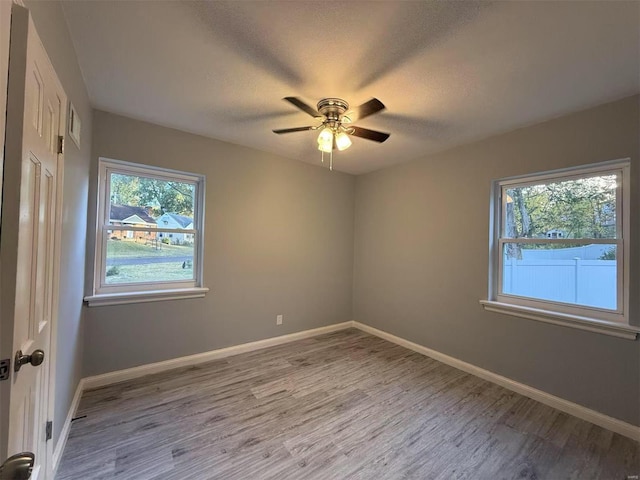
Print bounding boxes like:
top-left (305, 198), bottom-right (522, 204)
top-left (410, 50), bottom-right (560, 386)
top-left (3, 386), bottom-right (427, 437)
top-left (545, 229), bottom-right (565, 239)
top-left (156, 212), bottom-right (194, 245)
top-left (109, 204), bottom-right (157, 242)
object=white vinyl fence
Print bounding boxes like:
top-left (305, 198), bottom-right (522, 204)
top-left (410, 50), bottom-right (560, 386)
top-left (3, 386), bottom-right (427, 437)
top-left (502, 258), bottom-right (616, 310)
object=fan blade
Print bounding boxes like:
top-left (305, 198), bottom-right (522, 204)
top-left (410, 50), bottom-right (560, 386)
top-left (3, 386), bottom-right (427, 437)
top-left (349, 98), bottom-right (386, 122)
top-left (283, 97), bottom-right (321, 118)
top-left (350, 126), bottom-right (390, 143)
top-left (273, 126), bottom-right (314, 134)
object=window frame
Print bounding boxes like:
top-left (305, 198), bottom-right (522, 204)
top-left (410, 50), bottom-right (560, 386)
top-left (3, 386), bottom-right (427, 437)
top-left (87, 157), bottom-right (206, 303)
top-left (485, 159), bottom-right (631, 329)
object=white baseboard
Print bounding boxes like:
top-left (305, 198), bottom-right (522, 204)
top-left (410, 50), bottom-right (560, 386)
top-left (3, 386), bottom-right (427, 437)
top-left (52, 323), bottom-right (354, 476)
top-left (54, 318), bottom-right (637, 478)
top-left (352, 321), bottom-right (640, 442)
top-left (83, 322), bottom-right (354, 390)
top-left (52, 378), bottom-right (85, 475)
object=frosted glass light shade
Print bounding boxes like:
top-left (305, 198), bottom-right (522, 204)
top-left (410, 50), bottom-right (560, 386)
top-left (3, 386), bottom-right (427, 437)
top-left (335, 132), bottom-right (352, 151)
top-left (317, 127), bottom-right (333, 144)
top-left (317, 127), bottom-right (333, 152)
top-left (318, 141), bottom-right (332, 153)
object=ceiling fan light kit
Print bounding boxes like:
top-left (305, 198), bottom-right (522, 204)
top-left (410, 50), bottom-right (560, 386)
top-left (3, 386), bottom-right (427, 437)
top-left (273, 96), bottom-right (390, 171)
top-left (335, 132), bottom-right (352, 151)
top-left (317, 127), bottom-right (333, 151)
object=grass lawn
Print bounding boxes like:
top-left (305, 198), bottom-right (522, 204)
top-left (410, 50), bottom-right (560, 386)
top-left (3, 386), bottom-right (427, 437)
top-left (107, 239), bottom-right (192, 258)
top-left (105, 261), bottom-right (193, 284)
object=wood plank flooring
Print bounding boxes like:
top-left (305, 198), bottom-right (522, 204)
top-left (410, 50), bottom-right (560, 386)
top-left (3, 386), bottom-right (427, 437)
top-left (56, 329), bottom-right (639, 479)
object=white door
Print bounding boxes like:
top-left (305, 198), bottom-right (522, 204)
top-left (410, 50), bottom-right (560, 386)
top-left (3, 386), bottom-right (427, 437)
top-left (1, 5), bottom-right (66, 479)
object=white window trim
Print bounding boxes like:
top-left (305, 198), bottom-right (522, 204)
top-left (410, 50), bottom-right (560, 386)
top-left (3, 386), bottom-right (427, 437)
top-left (85, 157), bottom-right (207, 306)
top-left (479, 301), bottom-right (638, 340)
top-left (84, 287), bottom-right (209, 307)
top-left (482, 158), bottom-right (636, 339)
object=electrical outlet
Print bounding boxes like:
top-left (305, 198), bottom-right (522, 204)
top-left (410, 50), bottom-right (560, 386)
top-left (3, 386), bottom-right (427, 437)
top-left (276, 314), bottom-right (283, 325)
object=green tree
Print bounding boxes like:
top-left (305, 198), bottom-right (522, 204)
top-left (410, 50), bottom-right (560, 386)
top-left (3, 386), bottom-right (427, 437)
top-left (504, 174), bottom-right (616, 258)
top-left (110, 173), bottom-right (140, 206)
top-left (506, 175), bottom-right (615, 240)
top-left (137, 178), bottom-right (194, 216)
top-left (109, 173), bottom-right (195, 217)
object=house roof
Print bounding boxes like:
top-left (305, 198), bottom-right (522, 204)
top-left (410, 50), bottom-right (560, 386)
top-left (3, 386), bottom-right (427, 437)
top-left (161, 213), bottom-right (193, 228)
top-left (110, 204), bottom-right (156, 224)
top-left (61, 1), bottom-right (639, 174)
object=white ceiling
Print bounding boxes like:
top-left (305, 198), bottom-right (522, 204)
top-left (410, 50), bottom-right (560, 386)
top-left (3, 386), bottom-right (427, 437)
top-left (61, 1), bottom-right (639, 175)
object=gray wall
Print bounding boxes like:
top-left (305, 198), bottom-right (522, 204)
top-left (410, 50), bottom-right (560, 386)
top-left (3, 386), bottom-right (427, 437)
top-left (83, 111), bottom-right (355, 376)
top-left (353, 96), bottom-right (640, 426)
top-left (22, 0), bottom-right (92, 446)
top-left (5, 0), bottom-right (637, 460)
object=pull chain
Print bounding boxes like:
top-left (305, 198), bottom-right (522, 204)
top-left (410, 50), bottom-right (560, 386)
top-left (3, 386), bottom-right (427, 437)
top-left (319, 145), bottom-right (334, 170)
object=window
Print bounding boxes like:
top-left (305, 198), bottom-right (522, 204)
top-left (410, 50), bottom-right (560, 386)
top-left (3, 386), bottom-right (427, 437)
top-left (482, 159), bottom-right (636, 338)
top-left (85, 158), bottom-right (207, 306)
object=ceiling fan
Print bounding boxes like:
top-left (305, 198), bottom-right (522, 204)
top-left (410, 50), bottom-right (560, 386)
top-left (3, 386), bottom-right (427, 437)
top-left (273, 97), bottom-right (390, 170)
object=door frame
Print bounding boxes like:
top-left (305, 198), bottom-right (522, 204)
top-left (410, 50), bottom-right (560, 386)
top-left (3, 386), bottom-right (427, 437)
top-left (0, 5), bottom-right (66, 479)
top-left (0, 0), bottom-right (12, 463)
top-left (45, 44), bottom-right (66, 480)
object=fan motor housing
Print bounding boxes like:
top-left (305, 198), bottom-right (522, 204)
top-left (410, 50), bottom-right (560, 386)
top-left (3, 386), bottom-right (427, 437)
top-left (317, 98), bottom-right (349, 121)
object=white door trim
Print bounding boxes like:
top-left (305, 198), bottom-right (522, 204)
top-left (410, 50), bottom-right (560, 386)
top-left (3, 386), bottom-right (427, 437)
top-left (44, 51), bottom-right (67, 480)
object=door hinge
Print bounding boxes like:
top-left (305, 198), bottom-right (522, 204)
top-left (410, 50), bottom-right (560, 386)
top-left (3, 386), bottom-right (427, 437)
top-left (45, 420), bottom-right (52, 441)
top-left (57, 135), bottom-right (64, 154)
top-left (0, 358), bottom-right (9, 381)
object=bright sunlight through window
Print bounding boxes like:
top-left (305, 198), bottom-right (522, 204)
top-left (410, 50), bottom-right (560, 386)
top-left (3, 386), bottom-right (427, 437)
top-left (488, 159), bottom-right (630, 326)
top-left (89, 158), bottom-right (205, 301)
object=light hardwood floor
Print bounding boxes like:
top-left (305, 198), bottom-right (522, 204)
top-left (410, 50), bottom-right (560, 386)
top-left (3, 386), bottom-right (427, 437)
top-left (56, 329), bottom-right (639, 479)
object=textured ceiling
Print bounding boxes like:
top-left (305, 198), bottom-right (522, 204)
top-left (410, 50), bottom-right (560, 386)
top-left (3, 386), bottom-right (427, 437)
top-left (61, 1), bottom-right (639, 174)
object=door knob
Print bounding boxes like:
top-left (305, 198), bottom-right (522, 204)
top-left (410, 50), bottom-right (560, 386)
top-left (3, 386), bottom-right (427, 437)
top-left (14, 350), bottom-right (45, 372)
top-left (0, 452), bottom-right (34, 480)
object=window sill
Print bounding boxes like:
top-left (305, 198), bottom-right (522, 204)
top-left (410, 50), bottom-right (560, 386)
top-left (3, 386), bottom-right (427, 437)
top-left (84, 287), bottom-right (209, 307)
top-left (479, 300), bottom-right (639, 340)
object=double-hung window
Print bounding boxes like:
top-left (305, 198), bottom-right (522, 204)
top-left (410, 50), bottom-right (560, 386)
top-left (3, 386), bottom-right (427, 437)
top-left (85, 158), bottom-right (207, 305)
top-left (482, 159), bottom-right (637, 338)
